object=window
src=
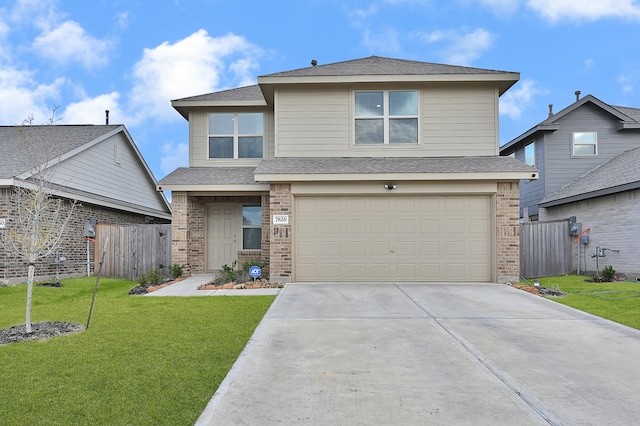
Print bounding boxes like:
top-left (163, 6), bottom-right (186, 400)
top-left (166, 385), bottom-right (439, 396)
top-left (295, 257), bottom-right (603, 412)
top-left (573, 131), bottom-right (597, 156)
top-left (242, 206), bottom-right (262, 250)
top-left (524, 142), bottom-right (535, 166)
top-left (209, 113), bottom-right (263, 159)
top-left (354, 90), bottom-right (418, 144)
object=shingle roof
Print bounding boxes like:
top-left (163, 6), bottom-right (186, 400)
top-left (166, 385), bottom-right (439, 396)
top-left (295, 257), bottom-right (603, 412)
top-left (254, 156), bottom-right (536, 175)
top-left (611, 105), bottom-right (640, 122)
top-left (261, 56), bottom-right (515, 78)
top-left (172, 85), bottom-right (264, 102)
top-left (541, 147), bottom-right (640, 206)
top-left (157, 167), bottom-right (262, 186)
top-left (0, 125), bottom-right (120, 179)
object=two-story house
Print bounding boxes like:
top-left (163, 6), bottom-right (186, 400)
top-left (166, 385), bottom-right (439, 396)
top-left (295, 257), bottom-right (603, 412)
top-left (159, 56), bottom-right (537, 283)
top-left (500, 94), bottom-right (640, 275)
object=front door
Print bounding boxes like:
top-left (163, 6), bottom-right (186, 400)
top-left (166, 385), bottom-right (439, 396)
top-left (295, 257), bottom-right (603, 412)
top-left (207, 204), bottom-right (238, 271)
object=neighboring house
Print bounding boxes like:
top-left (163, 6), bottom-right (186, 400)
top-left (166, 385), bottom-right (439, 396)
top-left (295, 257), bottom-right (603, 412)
top-left (159, 56), bottom-right (537, 283)
top-left (500, 94), bottom-right (640, 275)
top-left (0, 124), bottom-right (172, 284)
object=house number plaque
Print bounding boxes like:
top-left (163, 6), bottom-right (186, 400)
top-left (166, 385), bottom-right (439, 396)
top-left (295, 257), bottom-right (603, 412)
top-left (273, 215), bottom-right (289, 225)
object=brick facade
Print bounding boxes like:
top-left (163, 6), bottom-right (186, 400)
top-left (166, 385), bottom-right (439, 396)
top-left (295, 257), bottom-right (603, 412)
top-left (269, 183), bottom-right (293, 282)
top-left (170, 193), bottom-right (269, 276)
top-left (0, 188), bottom-right (168, 284)
top-left (171, 182), bottom-right (521, 283)
top-left (496, 181), bottom-right (521, 283)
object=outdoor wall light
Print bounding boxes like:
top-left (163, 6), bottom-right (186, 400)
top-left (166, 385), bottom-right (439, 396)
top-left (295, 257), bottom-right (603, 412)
top-left (384, 183), bottom-right (397, 190)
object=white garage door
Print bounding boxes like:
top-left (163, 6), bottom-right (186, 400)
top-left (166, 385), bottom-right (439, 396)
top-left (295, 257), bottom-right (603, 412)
top-left (295, 195), bottom-right (492, 282)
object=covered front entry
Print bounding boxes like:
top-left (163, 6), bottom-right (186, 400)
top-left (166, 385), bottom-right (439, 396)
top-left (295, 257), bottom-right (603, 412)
top-left (294, 195), bottom-right (493, 282)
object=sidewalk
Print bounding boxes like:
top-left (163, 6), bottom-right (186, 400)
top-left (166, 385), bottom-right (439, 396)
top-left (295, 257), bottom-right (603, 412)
top-left (145, 274), bottom-right (281, 296)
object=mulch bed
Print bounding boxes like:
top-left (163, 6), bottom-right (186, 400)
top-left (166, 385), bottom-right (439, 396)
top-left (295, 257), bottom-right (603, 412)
top-left (0, 321), bottom-right (83, 345)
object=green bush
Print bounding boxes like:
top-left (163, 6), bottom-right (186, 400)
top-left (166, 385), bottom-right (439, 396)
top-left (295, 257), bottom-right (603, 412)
top-left (602, 265), bottom-right (616, 282)
top-left (147, 268), bottom-right (162, 285)
top-left (169, 263), bottom-right (185, 279)
top-left (219, 260), bottom-right (239, 283)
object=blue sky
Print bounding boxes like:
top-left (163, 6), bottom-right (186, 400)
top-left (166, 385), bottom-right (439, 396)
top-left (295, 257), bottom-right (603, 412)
top-left (1, 0), bottom-right (640, 185)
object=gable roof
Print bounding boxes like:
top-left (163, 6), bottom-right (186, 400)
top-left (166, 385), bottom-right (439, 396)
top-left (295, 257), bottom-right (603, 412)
top-left (540, 147), bottom-right (640, 207)
top-left (0, 125), bottom-right (122, 179)
top-left (0, 124), bottom-right (171, 218)
top-left (501, 94), bottom-right (640, 152)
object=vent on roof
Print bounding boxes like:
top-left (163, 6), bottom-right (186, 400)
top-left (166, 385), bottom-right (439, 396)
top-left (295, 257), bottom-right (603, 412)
top-left (311, 59), bottom-right (317, 66)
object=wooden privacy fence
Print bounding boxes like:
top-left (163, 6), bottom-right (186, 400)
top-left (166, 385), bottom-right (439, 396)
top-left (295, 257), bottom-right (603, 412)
top-left (95, 223), bottom-right (171, 280)
top-left (520, 220), bottom-right (572, 279)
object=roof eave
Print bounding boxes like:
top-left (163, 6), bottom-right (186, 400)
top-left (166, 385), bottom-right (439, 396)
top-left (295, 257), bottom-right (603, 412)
top-left (540, 181), bottom-right (640, 208)
top-left (500, 124), bottom-right (560, 152)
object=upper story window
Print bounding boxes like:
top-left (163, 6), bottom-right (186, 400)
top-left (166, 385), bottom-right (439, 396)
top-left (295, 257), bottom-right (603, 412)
top-left (573, 131), bottom-right (597, 156)
top-left (524, 141), bottom-right (535, 167)
top-left (209, 113), bottom-right (263, 159)
top-left (354, 90), bottom-right (419, 144)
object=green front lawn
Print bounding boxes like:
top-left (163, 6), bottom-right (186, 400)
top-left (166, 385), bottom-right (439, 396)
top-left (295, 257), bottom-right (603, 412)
top-left (0, 277), bottom-right (275, 425)
top-left (531, 275), bottom-right (640, 330)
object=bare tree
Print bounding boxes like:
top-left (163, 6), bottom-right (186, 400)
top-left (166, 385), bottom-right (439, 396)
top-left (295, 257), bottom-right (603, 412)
top-left (0, 109), bottom-right (76, 333)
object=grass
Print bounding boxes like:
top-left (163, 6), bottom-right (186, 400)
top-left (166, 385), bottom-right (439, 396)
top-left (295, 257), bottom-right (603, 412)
top-left (0, 277), bottom-right (275, 425)
top-left (527, 275), bottom-right (640, 330)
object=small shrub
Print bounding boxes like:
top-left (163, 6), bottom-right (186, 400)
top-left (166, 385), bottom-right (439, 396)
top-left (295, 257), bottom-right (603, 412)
top-left (169, 263), bottom-right (185, 279)
top-left (137, 274), bottom-right (148, 287)
top-left (602, 265), bottom-right (616, 282)
top-left (147, 269), bottom-right (162, 285)
top-left (219, 260), bottom-right (239, 283)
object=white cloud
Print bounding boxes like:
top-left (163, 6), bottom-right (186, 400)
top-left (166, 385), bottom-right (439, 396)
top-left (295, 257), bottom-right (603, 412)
top-left (527, 0), bottom-right (640, 22)
top-left (129, 30), bottom-right (262, 123)
top-left (0, 67), bottom-right (63, 124)
top-left (500, 79), bottom-right (547, 119)
top-left (61, 92), bottom-right (121, 125)
top-left (160, 142), bottom-right (189, 176)
top-left (32, 20), bottom-right (112, 70)
top-left (416, 28), bottom-right (494, 66)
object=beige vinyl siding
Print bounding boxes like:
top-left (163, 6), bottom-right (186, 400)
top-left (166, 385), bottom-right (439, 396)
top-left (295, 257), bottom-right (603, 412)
top-left (190, 109), bottom-right (275, 167)
top-left (275, 83), bottom-right (499, 158)
top-left (48, 133), bottom-right (167, 212)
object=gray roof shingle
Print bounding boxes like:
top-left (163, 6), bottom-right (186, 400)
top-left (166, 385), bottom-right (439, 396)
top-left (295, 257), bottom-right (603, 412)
top-left (172, 85), bottom-right (264, 103)
top-left (0, 125), bottom-right (120, 179)
top-left (541, 147), bottom-right (640, 206)
top-left (261, 56), bottom-right (515, 78)
top-left (157, 167), bottom-right (262, 186)
top-left (254, 156), bottom-right (536, 175)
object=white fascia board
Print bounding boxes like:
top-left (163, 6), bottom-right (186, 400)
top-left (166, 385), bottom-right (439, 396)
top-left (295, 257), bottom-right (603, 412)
top-left (0, 178), bottom-right (15, 186)
top-left (254, 172), bottom-right (538, 182)
top-left (156, 183), bottom-right (271, 192)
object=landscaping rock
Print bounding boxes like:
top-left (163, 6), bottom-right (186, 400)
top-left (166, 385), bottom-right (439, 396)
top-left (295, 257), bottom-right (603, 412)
top-left (128, 285), bottom-right (149, 295)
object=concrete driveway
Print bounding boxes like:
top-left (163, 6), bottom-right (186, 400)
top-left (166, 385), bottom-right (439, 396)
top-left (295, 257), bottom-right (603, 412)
top-left (196, 283), bottom-right (640, 425)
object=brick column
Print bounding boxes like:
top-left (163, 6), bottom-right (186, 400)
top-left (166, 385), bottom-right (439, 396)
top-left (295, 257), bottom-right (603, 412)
top-left (496, 181), bottom-right (520, 283)
top-left (269, 183), bottom-right (292, 282)
top-left (171, 192), bottom-right (189, 275)
top-left (188, 197), bottom-right (205, 273)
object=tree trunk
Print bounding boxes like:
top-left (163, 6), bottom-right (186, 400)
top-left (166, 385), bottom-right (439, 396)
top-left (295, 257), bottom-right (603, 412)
top-left (26, 263), bottom-right (35, 333)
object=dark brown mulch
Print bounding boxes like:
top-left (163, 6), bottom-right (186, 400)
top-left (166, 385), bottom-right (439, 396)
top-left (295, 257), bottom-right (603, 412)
top-left (0, 321), bottom-right (83, 345)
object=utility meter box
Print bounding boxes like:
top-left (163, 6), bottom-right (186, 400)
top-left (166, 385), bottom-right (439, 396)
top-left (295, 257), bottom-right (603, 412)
top-left (568, 216), bottom-right (581, 236)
